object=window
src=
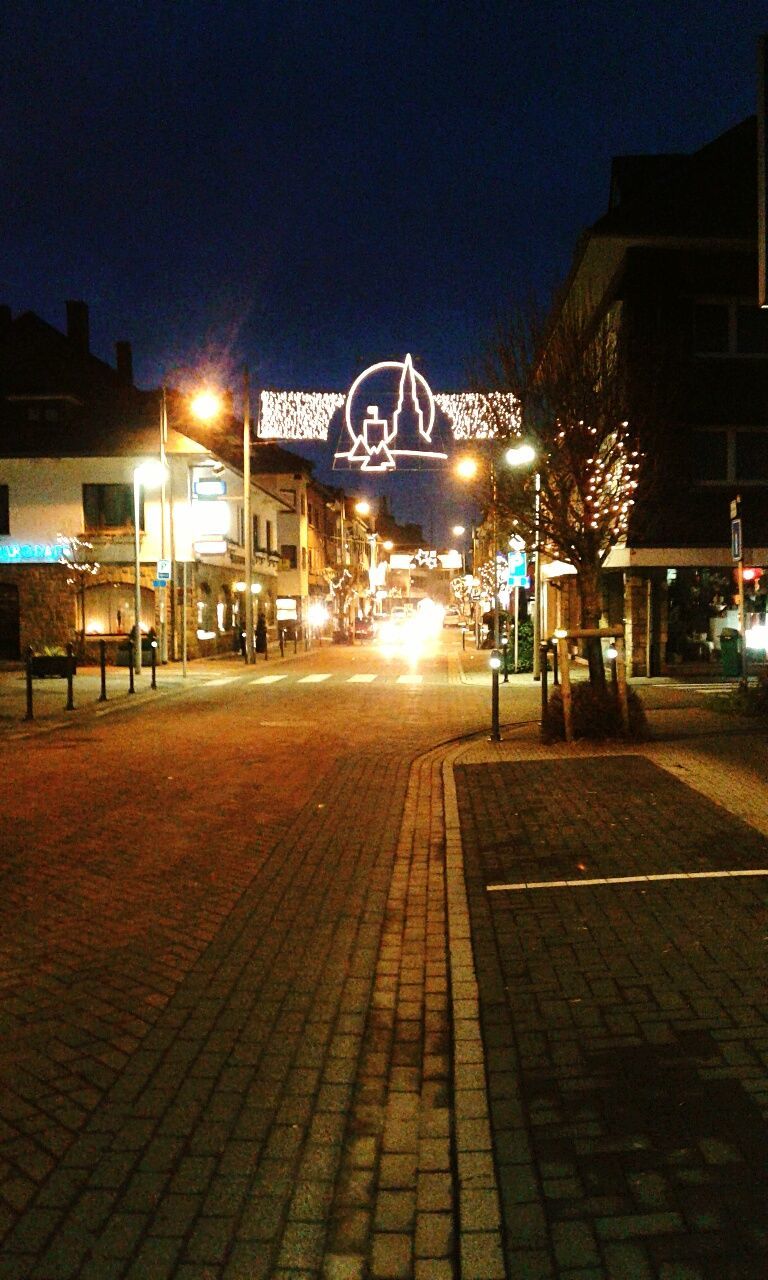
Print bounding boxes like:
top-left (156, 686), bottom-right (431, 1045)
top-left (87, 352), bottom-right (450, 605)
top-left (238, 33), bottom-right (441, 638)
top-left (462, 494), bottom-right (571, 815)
top-left (693, 428), bottom-right (768, 485)
top-left (301, 494), bottom-right (306, 517)
top-left (694, 303), bottom-right (728, 354)
top-left (265, 519), bottom-right (273, 552)
top-left (736, 432), bottom-right (768, 481)
top-left (83, 483), bottom-right (140, 530)
top-left (0, 485), bottom-right (8, 535)
top-left (281, 543), bottom-right (297, 569)
top-left (252, 514), bottom-right (259, 553)
top-left (694, 299), bottom-right (768, 356)
top-left (692, 431), bottom-right (728, 482)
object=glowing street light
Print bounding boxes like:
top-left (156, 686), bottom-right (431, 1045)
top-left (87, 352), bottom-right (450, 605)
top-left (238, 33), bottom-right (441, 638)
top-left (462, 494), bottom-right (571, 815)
top-left (456, 456), bottom-right (478, 480)
top-left (133, 460), bottom-right (167, 676)
top-left (504, 442), bottom-right (542, 678)
top-left (190, 389), bottom-right (223, 422)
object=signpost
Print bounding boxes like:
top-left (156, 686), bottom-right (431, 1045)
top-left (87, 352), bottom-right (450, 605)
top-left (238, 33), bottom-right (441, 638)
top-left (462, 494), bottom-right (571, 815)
top-left (507, 543), bottom-right (530, 672)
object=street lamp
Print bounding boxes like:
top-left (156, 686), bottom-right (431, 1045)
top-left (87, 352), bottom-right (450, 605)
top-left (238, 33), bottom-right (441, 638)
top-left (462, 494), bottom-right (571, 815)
top-left (133, 460), bottom-right (167, 675)
top-left (184, 390), bottom-right (225, 677)
top-left (452, 524), bottom-right (466, 573)
top-left (456, 451), bottom-right (503, 740)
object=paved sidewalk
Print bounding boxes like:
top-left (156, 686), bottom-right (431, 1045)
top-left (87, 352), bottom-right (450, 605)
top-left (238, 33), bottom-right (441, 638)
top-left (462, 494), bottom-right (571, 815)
top-left (447, 716), bottom-right (768, 1280)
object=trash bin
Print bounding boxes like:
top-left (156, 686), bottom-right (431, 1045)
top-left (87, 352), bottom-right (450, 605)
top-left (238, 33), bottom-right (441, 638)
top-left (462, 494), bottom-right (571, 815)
top-left (720, 628), bottom-right (740, 676)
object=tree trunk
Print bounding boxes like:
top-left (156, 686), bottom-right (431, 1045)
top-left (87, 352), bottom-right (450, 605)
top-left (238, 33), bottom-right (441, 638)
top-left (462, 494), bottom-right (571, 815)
top-left (578, 562), bottom-right (605, 688)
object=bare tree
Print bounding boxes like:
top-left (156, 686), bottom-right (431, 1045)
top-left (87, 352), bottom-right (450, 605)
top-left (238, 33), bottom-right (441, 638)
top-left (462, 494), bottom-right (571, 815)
top-left (477, 298), bottom-right (648, 684)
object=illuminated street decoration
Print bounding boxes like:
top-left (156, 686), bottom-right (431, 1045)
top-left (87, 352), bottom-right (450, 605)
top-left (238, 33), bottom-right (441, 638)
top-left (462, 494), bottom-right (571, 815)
top-left (435, 391), bottom-right (520, 440)
top-left (259, 391), bottom-right (344, 440)
top-left (256, 367), bottom-right (519, 455)
top-left (334, 355), bottom-right (446, 471)
top-left (411, 548), bottom-right (439, 569)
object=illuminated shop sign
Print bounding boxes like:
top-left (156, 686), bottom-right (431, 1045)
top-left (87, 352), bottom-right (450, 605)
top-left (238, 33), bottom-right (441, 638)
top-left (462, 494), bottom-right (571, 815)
top-left (0, 543), bottom-right (61, 563)
top-left (194, 478), bottom-right (227, 497)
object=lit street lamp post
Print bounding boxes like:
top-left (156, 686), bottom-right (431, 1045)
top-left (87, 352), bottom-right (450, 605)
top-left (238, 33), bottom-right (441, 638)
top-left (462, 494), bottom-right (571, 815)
top-left (133, 460), bottom-right (167, 675)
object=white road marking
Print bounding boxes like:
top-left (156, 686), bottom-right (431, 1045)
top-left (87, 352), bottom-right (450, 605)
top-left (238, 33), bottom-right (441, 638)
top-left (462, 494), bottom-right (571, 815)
top-left (348, 674), bottom-right (377, 683)
top-left (251, 674), bottom-right (288, 684)
top-left (487, 869), bottom-right (768, 892)
top-left (298, 673), bottom-right (332, 683)
top-left (396, 674), bottom-right (423, 685)
top-left (204, 677), bottom-right (239, 687)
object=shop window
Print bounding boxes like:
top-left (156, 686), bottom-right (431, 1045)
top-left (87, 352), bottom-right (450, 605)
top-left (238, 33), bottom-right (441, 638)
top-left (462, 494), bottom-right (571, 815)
top-left (83, 483), bottom-right (141, 531)
top-left (0, 484), bottom-right (8, 535)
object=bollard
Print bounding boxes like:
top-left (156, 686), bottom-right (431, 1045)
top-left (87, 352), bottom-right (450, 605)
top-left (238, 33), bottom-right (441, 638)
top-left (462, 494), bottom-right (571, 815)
top-left (150, 640), bottom-right (157, 689)
top-left (461, 626), bottom-right (466, 651)
top-left (128, 641), bottom-right (135, 694)
top-left (99, 640), bottom-right (107, 701)
top-left (279, 628), bottom-right (285, 658)
top-left (540, 642), bottom-right (549, 738)
top-left (65, 643), bottom-right (75, 710)
top-left (24, 647), bottom-right (34, 721)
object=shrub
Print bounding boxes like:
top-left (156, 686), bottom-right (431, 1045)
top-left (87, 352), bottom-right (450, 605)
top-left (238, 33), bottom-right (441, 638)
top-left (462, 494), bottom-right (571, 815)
top-left (717, 668), bottom-right (768, 718)
top-left (545, 681), bottom-right (648, 741)
top-left (500, 619), bottom-right (534, 673)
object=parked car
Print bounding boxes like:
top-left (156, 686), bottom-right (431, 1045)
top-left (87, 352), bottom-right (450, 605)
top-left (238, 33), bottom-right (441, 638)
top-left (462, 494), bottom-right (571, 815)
top-left (354, 616), bottom-right (376, 641)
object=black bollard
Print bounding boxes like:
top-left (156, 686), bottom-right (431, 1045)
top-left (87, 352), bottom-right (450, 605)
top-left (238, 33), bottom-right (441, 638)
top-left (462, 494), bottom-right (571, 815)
top-left (151, 640), bottom-right (157, 690)
top-left (540, 643), bottom-right (549, 737)
top-left (99, 640), bottom-right (107, 701)
top-left (279, 628), bottom-right (285, 659)
top-left (24, 647), bottom-right (34, 721)
top-left (65, 643), bottom-right (75, 710)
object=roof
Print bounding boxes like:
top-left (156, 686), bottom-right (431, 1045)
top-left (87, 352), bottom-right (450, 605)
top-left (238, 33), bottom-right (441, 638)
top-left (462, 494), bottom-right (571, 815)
top-left (592, 116), bottom-right (757, 240)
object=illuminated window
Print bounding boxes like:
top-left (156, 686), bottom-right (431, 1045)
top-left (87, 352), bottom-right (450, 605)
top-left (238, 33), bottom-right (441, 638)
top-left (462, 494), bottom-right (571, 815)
top-left (281, 544), bottom-right (297, 569)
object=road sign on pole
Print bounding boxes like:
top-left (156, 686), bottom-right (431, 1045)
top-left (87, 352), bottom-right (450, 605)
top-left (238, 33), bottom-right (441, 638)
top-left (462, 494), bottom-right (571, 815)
top-left (731, 518), bottom-right (742, 562)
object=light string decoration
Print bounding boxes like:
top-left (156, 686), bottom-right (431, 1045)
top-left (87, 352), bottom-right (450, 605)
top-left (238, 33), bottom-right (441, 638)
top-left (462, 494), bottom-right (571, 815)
top-left (257, 388), bottom-right (519, 442)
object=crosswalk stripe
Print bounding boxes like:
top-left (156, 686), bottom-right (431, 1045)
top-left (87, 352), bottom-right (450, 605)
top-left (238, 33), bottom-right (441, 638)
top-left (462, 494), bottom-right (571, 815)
top-left (396, 673), bottom-right (423, 685)
top-left (204, 677), bottom-right (239, 687)
top-left (251, 674), bottom-right (288, 684)
top-left (299, 673), bottom-right (332, 683)
top-left (347, 674), bottom-right (377, 683)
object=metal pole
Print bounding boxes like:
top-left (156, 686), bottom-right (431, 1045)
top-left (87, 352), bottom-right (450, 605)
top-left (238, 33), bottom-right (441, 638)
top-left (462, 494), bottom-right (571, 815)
top-left (128, 644), bottom-right (135, 694)
top-left (738, 558), bottom-right (748, 685)
top-left (133, 473), bottom-right (143, 675)
top-left (151, 640), bottom-right (157, 689)
top-left (99, 639), bottom-right (107, 701)
top-left (540, 642), bottom-right (549, 737)
top-left (243, 369), bottom-right (254, 664)
top-left (182, 464), bottom-right (191, 677)
top-left (533, 471), bottom-right (542, 679)
top-left (490, 457), bottom-right (501, 742)
top-left (159, 386), bottom-right (168, 663)
top-left (25, 647), bottom-right (34, 720)
top-left (65, 643), bottom-right (75, 710)
top-left (514, 584), bottom-right (519, 672)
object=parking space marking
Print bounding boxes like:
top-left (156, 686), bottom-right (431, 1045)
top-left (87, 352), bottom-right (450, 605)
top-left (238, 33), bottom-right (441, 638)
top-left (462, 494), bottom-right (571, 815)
top-left (298, 673), bottom-right (332, 683)
top-left (487, 868), bottom-right (768, 892)
top-left (347, 674), bottom-right (377, 683)
top-left (250, 674), bottom-right (288, 684)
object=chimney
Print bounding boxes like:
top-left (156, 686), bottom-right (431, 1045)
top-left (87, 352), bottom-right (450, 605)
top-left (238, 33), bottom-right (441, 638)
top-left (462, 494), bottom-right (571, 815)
top-left (115, 340), bottom-right (133, 386)
top-left (66, 300), bottom-right (90, 355)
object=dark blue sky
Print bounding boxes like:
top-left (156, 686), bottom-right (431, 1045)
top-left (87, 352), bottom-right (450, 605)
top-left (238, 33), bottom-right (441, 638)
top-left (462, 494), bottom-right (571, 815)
top-left (2, 2), bottom-right (766, 529)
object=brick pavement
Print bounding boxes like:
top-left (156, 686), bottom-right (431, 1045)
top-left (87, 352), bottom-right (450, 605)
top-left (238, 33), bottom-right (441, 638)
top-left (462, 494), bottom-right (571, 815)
top-left (451, 730), bottom-right (768, 1280)
top-left (2, 639), bottom-right (767, 1278)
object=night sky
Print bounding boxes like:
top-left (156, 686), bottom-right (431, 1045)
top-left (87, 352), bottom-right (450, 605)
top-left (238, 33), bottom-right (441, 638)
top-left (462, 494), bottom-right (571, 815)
top-left (2, 2), bottom-right (766, 531)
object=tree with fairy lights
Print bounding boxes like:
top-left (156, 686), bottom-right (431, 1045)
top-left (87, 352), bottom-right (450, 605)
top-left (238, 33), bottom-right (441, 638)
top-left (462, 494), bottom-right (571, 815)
top-left (58, 534), bottom-right (101, 655)
top-left (476, 298), bottom-right (657, 685)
